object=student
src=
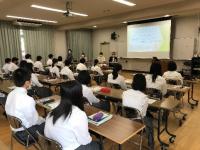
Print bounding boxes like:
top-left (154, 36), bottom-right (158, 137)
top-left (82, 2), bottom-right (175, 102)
top-left (91, 59), bottom-right (104, 76)
top-left (109, 52), bottom-right (118, 63)
top-left (66, 49), bottom-right (73, 64)
top-left (26, 63), bottom-right (43, 87)
top-left (25, 54), bottom-right (34, 64)
top-left (44, 81), bottom-right (100, 150)
top-left (60, 59), bottom-right (75, 80)
top-left (97, 52), bottom-right (106, 63)
top-left (47, 54), bottom-right (53, 66)
top-left (122, 74), bottom-right (154, 150)
top-left (80, 52), bottom-right (88, 62)
top-left (107, 63), bottom-right (127, 90)
top-left (5, 68), bottom-right (44, 141)
top-left (2, 58), bottom-right (11, 74)
top-left (146, 63), bottom-right (167, 95)
top-left (34, 56), bottom-right (44, 72)
top-left (19, 60), bottom-right (28, 69)
top-left (76, 58), bottom-right (87, 71)
top-left (49, 58), bottom-right (60, 78)
top-left (57, 56), bottom-right (64, 69)
top-left (8, 57), bottom-right (19, 72)
top-left (163, 61), bottom-right (183, 84)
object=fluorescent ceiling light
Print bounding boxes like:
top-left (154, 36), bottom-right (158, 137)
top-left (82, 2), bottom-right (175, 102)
top-left (164, 14), bottom-right (170, 17)
top-left (112, 0), bottom-right (136, 6)
top-left (6, 15), bottom-right (58, 23)
top-left (122, 21), bottom-right (127, 23)
top-left (93, 25), bottom-right (97, 28)
top-left (31, 4), bottom-right (88, 17)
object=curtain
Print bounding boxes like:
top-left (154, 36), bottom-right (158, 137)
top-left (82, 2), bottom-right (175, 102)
top-left (66, 30), bottom-right (92, 61)
top-left (0, 21), bottom-right (21, 67)
top-left (22, 26), bottom-right (55, 63)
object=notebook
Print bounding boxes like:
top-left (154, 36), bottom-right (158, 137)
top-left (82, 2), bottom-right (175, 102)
top-left (88, 111), bottom-right (112, 126)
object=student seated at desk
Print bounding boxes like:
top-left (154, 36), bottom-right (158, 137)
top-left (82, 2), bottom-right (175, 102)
top-left (8, 57), bottom-right (19, 72)
top-left (2, 58), bottom-right (11, 74)
top-left (122, 74), bottom-right (154, 150)
top-left (163, 61), bottom-right (183, 84)
top-left (49, 58), bottom-right (60, 78)
top-left (19, 60), bottom-right (28, 69)
top-left (97, 52), bottom-right (106, 64)
top-left (25, 54), bottom-right (34, 64)
top-left (5, 68), bottom-right (45, 141)
top-left (76, 58), bottom-right (87, 72)
top-left (34, 56), bottom-right (45, 72)
top-left (77, 71), bottom-right (110, 111)
top-left (60, 59), bottom-right (75, 80)
top-left (91, 59), bottom-right (104, 76)
top-left (107, 63), bottom-right (127, 90)
top-left (57, 56), bottom-right (64, 70)
top-left (146, 63), bottom-right (167, 96)
top-left (44, 81), bottom-right (100, 150)
top-left (46, 54), bottom-right (53, 66)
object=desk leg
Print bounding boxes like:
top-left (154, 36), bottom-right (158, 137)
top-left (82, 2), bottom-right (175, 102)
top-left (100, 136), bottom-right (104, 150)
top-left (165, 110), bottom-right (176, 143)
top-left (118, 144), bottom-right (122, 150)
top-left (188, 84), bottom-right (199, 109)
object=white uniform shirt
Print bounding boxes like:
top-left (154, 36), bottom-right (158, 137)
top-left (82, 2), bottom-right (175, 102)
top-left (5, 87), bottom-right (43, 131)
top-left (91, 65), bottom-right (104, 76)
top-left (8, 62), bottom-right (18, 72)
top-left (57, 61), bottom-right (64, 69)
top-left (60, 66), bottom-right (75, 80)
top-left (49, 66), bottom-right (60, 78)
top-left (122, 89), bottom-right (149, 117)
top-left (26, 59), bottom-right (34, 64)
top-left (2, 63), bottom-right (10, 74)
top-left (107, 73), bottom-right (127, 90)
top-left (34, 61), bottom-right (44, 71)
top-left (46, 59), bottom-right (53, 66)
top-left (76, 63), bottom-right (87, 71)
top-left (82, 85), bottom-right (100, 105)
top-left (162, 71), bottom-right (183, 84)
top-left (44, 106), bottom-right (92, 150)
top-left (145, 74), bottom-right (167, 95)
top-left (31, 73), bottom-right (43, 87)
top-left (97, 56), bottom-right (106, 63)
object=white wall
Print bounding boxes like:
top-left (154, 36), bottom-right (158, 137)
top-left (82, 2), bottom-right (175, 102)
top-left (54, 30), bottom-right (67, 59)
top-left (92, 14), bottom-right (200, 71)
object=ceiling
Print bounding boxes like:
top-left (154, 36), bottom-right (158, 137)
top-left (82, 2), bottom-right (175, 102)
top-left (0, 0), bottom-right (200, 30)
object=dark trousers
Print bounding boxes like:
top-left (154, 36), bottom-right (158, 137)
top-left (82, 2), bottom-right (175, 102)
top-left (16, 122), bottom-right (45, 143)
top-left (76, 141), bottom-right (100, 150)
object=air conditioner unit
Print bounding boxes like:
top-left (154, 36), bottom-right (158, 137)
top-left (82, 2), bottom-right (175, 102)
top-left (13, 20), bottom-right (42, 27)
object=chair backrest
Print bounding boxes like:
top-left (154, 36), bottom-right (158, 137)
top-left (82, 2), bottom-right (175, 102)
top-left (37, 131), bottom-right (62, 150)
top-left (166, 79), bottom-right (182, 85)
top-left (33, 67), bottom-right (39, 73)
top-left (146, 88), bottom-right (162, 100)
top-left (61, 75), bottom-right (68, 80)
top-left (33, 87), bottom-right (53, 98)
top-left (7, 115), bottom-right (22, 129)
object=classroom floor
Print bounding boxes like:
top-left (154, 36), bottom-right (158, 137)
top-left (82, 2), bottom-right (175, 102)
top-left (0, 72), bottom-right (200, 150)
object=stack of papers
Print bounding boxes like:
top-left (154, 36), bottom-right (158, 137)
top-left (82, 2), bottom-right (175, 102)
top-left (46, 101), bottom-right (60, 109)
top-left (148, 99), bottom-right (157, 104)
top-left (8, 86), bottom-right (16, 90)
top-left (91, 86), bottom-right (102, 92)
top-left (88, 111), bottom-right (112, 126)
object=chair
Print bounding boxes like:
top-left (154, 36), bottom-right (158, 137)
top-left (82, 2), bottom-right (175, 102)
top-left (121, 106), bottom-right (145, 150)
top-left (0, 95), bottom-right (7, 118)
top-left (7, 115), bottom-right (39, 150)
top-left (33, 87), bottom-right (53, 99)
top-left (146, 88), bottom-right (162, 100)
top-left (166, 79), bottom-right (182, 85)
top-left (37, 131), bottom-right (62, 150)
top-left (61, 75), bottom-right (68, 80)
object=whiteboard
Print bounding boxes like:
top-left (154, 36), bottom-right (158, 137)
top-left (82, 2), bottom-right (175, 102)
top-left (173, 38), bottom-right (195, 60)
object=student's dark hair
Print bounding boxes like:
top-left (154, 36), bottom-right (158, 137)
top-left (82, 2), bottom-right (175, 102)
top-left (132, 74), bottom-right (146, 92)
top-left (99, 52), bottom-right (103, 55)
top-left (150, 63), bottom-right (162, 82)
top-left (19, 60), bottom-right (28, 69)
top-left (5, 58), bottom-right (11, 63)
top-left (12, 57), bottom-right (18, 62)
top-left (168, 61), bottom-right (177, 71)
top-left (48, 54), bottom-right (53, 59)
top-left (37, 56), bottom-right (42, 61)
top-left (50, 80), bottom-right (84, 124)
top-left (25, 54), bottom-right (31, 59)
top-left (26, 63), bottom-right (34, 73)
top-left (77, 70), bottom-right (91, 85)
top-left (13, 68), bottom-right (31, 87)
top-left (80, 58), bottom-right (86, 64)
top-left (52, 58), bottom-right (58, 67)
top-left (112, 63), bottom-right (122, 80)
top-left (58, 56), bottom-right (62, 61)
top-left (64, 59), bottom-right (71, 66)
top-left (94, 59), bottom-right (99, 66)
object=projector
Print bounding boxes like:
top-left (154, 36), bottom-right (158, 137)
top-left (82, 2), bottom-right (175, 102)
top-left (63, 11), bottom-right (73, 17)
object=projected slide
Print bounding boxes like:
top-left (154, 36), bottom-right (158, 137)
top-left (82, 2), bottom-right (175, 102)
top-left (127, 19), bottom-right (171, 58)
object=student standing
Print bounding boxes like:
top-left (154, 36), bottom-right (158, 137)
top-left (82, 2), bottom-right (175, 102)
top-left (44, 81), bottom-right (100, 150)
top-left (5, 68), bottom-right (44, 141)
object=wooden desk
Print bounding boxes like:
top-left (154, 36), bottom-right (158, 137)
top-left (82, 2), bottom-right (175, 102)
top-left (36, 95), bottom-right (145, 149)
top-left (38, 74), bottom-right (68, 86)
top-left (0, 79), bottom-right (14, 94)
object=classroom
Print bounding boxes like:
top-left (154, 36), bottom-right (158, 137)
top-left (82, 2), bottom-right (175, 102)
top-left (0, 0), bottom-right (200, 150)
